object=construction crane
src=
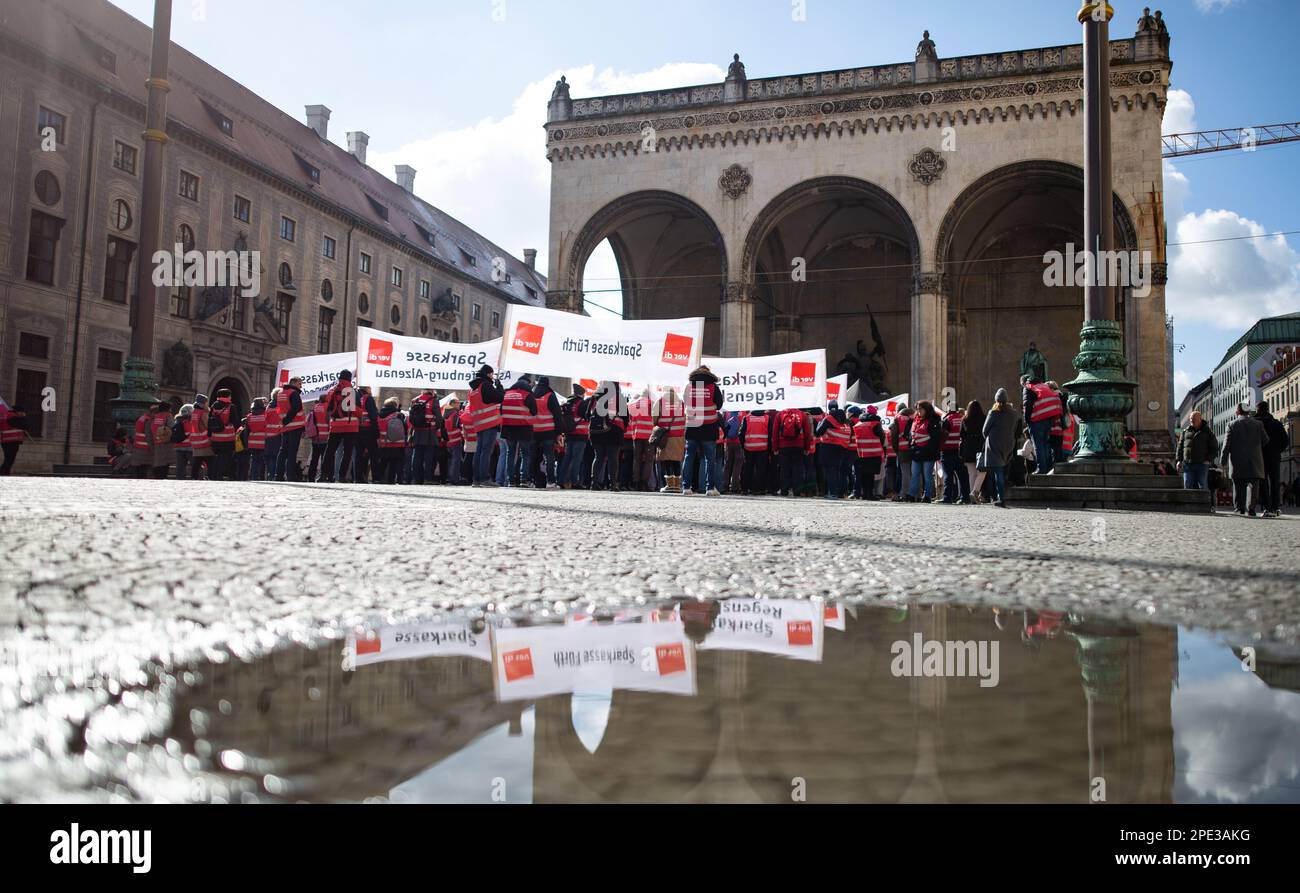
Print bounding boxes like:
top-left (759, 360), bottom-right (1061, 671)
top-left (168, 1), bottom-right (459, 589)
top-left (1162, 122), bottom-right (1300, 158)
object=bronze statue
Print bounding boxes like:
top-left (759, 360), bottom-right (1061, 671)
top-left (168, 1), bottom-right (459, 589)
top-left (1020, 342), bottom-right (1048, 382)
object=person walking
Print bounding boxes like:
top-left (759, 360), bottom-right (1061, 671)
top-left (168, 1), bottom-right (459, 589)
top-left (408, 389), bottom-right (440, 485)
top-left (773, 405), bottom-right (810, 497)
top-left (852, 405), bottom-right (886, 500)
top-left (940, 403), bottom-right (970, 504)
top-left (273, 377), bottom-right (305, 481)
top-left (531, 376), bottom-right (563, 489)
top-left (815, 402), bottom-right (853, 500)
top-left (263, 388), bottom-right (284, 480)
top-left (589, 380), bottom-right (627, 491)
top-left (305, 397), bottom-right (330, 482)
top-left (465, 365), bottom-right (504, 487)
top-left (1221, 403), bottom-right (1269, 516)
top-left (1175, 410), bottom-right (1218, 491)
top-left (1256, 401), bottom-right (1290, 517)
top-left (960, 400), bottom-right (987, 504)
top-left (981, 389), bottom-right (1019, 508)
top-left (654, 386), bottom-right (686, 494)
top-left (890, 406), bottom-right (914, 501)
top-left (683, 366), bottom-right (725, 496)
top-left (738, 409), bottom-right (771, 495)
top-left (129, 403), bottom-right (154, 478)
top-left (186, 397), bottom-right (213, 479)
top-left (721, 411), bottom-right (745, 494)
top-left (353, 385), bottom-right (379, 484)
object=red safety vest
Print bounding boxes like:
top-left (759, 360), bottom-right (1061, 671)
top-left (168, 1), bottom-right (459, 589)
top-left (133, 414), bottom-right (151, 450)
top-left (326, 384), bottom-right (359, 434)
top-left (185, 414), bottom-right (211, 451)
top-left (532, 389), bottom-right (557, 435)
top-left (265, 407), bottom-right (283, 440)
top-left (685, 382), bottom-right (718, 428)
top-left (743, 414), bottom-right (770, 452)
top-left (246, 413), bottom-right (267, 450)
top-left (854, 420), bottom-right (884, 458)
top-left (0, 413), bottom-right (24, 444)
top-left (821, 417), bottom-right (852, 449)
top-left (410, 395), bottom-right (436, 430)
top-left (444, 409), bottom-right (464, 447)
top-left (1061, 415), bottom-right (1076, 453)
top-left (656, 399), bottom-right (686, 437)
top-left (896, 416), bottom-right (913, 451)
top-left (379, 413), bottom-right (408, 449)
top-left (1029, 383), bottom-right (1064, 423)
top-left (465, 384), bottom-right (501, 433)
top-left (572, 402), bottom-right (591, 439)
top-left (629, 397), bottom-right (654, 441)
top-left (277, 387), bottom-right (305, 432)
top-left (210, 403), bottom-right (237, 443)
top-left (942, 411), bottom-right (964, 451)
top-left (309, 402), bottom-right (331, 442)
top-left (356, 393), bottom-right (375, 431)
top-left (1127, 437), bottom-right (1138, 461)
top-left (909, 415), bottom-right (931, 450)
top-left (501, 388), bottom-right (532, 426)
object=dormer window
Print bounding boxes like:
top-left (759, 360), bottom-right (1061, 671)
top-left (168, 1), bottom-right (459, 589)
top-left (366, 195), bottom-right (388, 221)
top-left (201, 100), bottom-right (234, 138)
top-left (294, 153), bottom-right (321, 184)
top-left (459, 248), bottom-right (476, 267)
top-left (414, 223), bottom-right (436, 247)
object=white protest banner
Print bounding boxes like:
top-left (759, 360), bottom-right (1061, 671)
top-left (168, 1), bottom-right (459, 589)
top-left (697, 598), bottom-right (825, 662)
top-left (499, 305), bottom-right (704, 386)
top-left (824, 601), bottom-right (847, 632)
top-left (490, 620), bottom-right (697, 702)
top-left (345, 620), bottom-right (492, 670)
top-left (705, 349), bottom-right (827, 412)
top-left (355, 326), bottom-right (510, 391)
top-left (825, 374), bottom-right (848, 407)
top-left (275, 352), bottom-right (355, 402)
top-left (846, 392), bottom-right (911, 423)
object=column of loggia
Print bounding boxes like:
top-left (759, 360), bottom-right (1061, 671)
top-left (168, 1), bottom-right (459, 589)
top-left (910, 272), bottom-right (948, 406)
top-left (719, 283), bottom-right (755, 358)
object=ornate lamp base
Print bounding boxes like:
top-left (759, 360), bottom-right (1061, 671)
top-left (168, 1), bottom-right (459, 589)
top-left (1064, 320), bottom-right (1137, 463)
top-left (109, 356), bottom-right (161, 428)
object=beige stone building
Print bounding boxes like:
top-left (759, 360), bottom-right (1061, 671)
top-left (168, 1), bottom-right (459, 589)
top-left (1261, 347), bottom-right (1299, 482)
top-left (544, 16), bottom-right (1174, 451)
top-left (0, 0), bottom-right (545, 473)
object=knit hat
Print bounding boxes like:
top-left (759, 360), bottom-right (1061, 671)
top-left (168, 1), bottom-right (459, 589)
top-left (339, 369), bottom-right (353, 381)
top-left (572, 384), bottom-right (587, 398)
top-left (995, 388), bottom-right (1009, 404)
top-left (179, 404), bottom-right (195, 418)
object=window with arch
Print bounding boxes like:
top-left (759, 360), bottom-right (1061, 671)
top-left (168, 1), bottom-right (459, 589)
top-left (171, 224), bottom-right (195, 317)
top-left (278, 262), bottom-right (293, 288)
top-left (358, 292), bottom-right (370, 315)
top-left (390, 304), bottom-right (401, 326)
top-left (321, 279), bottom-right (333, 302)
top-left (419, 315), bottom-right (429, 335)
top-left (34, 171), bottom-right (60, 206)
top-left (112, 199), bottom-right (132, 231)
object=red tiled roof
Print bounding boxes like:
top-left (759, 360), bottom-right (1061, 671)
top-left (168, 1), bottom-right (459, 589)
top-left (1, 0), bottom-right (546, 304)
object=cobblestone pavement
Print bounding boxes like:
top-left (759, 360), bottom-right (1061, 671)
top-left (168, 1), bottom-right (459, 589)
top-left (1, 477), bottom-right (1298, 800)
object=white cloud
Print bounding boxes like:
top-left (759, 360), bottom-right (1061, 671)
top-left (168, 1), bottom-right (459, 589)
top-left (1174, 369), bottom-right (1195, 406)
top-left (1163, 88), bottom-right (1197, 136)
top-left (368, 61), bottom-right (726, 319)
top-left (1194, 0), bottom-right (1244, 12)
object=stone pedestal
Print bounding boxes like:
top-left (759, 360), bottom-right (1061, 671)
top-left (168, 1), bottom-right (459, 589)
top-left (110, 355), bottom-right (159, 427)
top-left (1005, 460), bottom-right (1213, 512)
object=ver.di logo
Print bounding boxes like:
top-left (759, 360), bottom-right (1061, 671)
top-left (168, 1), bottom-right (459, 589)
top-left (661, 332), bottom-right (694, 367)
top-left (366, 338), bottom-right (394, 366)
top-left (790, 361), bottom-right (817, 387)
top-left (502, 647), bottom-right (535, 681)
top-left (513, 322), bottom-right (545, 355)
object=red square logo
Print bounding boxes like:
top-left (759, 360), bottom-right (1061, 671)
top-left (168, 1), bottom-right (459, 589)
top-left (278, 368), bottom-right (291, 386)
top-left (367, 338), bottom-right (394, 367)
top-left (655, 643), bottom-right (687, 676)
top-left (787, 621), bottom-right (814, 646)
top-left (502, 647), bottom-right (535, 682)
top-left (356, 633), bottom-right (381, 655)
top-left (790, 362), bottom-right (817, 388)
top-left (826, 382), bottom-right (841, 402)
top-left (661, 333), bottom-right (694, 367)
top-left (825, 604), bottom-right (839, 621)
top-left (513, 322), bottom-right (545, 355)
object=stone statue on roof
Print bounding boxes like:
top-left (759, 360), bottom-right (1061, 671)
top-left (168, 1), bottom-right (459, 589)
top-left (551, 76), bottom-right (570, 102)
top-left (1137, 7), bottom-right (1157, 32)
top-left (916, 30), bottom-right (938, 63)
top-left (727, 54), bottom-right (746, 81)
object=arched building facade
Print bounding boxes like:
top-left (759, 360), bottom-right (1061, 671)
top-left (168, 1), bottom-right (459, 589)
top-left (545, 18), bottom-right (1174, 449)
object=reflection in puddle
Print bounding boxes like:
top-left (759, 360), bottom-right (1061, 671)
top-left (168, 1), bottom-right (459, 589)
top-left (163, 601), bottom-right (1300, 804)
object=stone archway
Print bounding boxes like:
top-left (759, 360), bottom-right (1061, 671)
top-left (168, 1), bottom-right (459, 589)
top-left (563, 190), bottom-right (729, 353)
top-left (742, 177), bottom-right (921, 395)
top-left (935, 160), bottom-right (1140, 410)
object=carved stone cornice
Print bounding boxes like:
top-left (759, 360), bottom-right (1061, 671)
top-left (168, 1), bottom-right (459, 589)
top-left (722, 282), bottom-right (753, 304)
top-left (913, 271), bottom-right (945, 295)
top-left (1151, 262), bottom-right (1168, 286)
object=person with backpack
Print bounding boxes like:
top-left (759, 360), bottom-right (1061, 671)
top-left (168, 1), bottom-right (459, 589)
top-left (409, 388), bottom-right (439, 485)
top-left (465, 365), bottom-right (504, 487)
top-left (722, 411), bottom-right (745, 494)
top-left (443, 397), bottom-right (465, 485)
top-left (852, 405), bottom-right (887, 500)
top-left (774, 405), bottom-right (810, 497)
top-left (558, 385), bottom-right (591, 490)
top-left (654, 386), bottom-right (687, 494)
top-left (815, 402), bottom-right (853, 500)
top-left (530, 376), bottom-right (563, 489)
top-left (320, 371), bottom-right (359, 483)
top-left (208, 389), bottom-right (239, 481)
top-left (377, 397), bottom-right (409, 485)
top-left (589, 380), bottom-right (628, 491)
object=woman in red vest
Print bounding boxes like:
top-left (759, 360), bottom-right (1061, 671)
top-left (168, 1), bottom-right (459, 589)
top-left (0, 403), bottom-right (28, 476)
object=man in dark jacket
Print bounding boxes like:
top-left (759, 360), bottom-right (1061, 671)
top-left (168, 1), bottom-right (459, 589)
top-left (1221, 403), bottom-right (1269, 516)
top-left (1256, 401), bottom-right (1290, 517)
top-left (500, 374), bottom-right (538, 487)
top-left (558, 385), bottom-right (591, 489)
top-left (1175, 410), bottom-right (1218, 491)
top-left (683, 366), bottom-right (725, 495)
top-left (467, 365), bottom-right (504, 487)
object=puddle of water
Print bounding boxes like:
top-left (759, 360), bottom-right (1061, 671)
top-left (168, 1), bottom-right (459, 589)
top-left (156, 600), bottom-right (1300, 804)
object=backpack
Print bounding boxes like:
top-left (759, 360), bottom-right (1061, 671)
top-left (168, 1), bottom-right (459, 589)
top-left (170, 420), bottom-right (188, 444)
top-left (409, 398), bottom-right (428, 428)
top-left (588, 413), bottom-right (611, 437)
top-left (559, 400), bottom-right (579, 436)
top-left (780, 410), bottom-right (803, 440)
top-left (383, 414), bottom-right (406, 446)
top-left (649, 426), bottom-right (668, 448)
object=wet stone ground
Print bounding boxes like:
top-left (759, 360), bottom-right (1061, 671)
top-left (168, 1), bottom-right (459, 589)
top-left (0, 477), bottom-right (1298, 802)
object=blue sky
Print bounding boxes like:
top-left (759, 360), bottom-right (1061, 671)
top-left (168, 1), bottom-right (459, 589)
top-left (109, 0), bottom-right (1300, 402)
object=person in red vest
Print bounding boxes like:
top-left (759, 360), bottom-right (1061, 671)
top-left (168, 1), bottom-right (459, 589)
top-left (738, 409), bottom-right (771, 495)
top-left (376, 397), bottom-right (409, 485)
top-left (683, 366), bottom-right (725, 495)
top-left (891, 406), bottom-right (913, 501)
top-left (129, 403), bottom-right (156, 478)
top-left (207, 389), bottom-right (239, 481)
top-left (500, 374), bottom-right (538, 487)
top-left (815, 402), bottom-right (853, 500)
top-left (559, 385), bottom-right (592, 490)
top-left (306, 395), bottom-right (331, 482)
top-left (852, 405), bottom-right (887, 500)
top-left (320, 371), bottom-right (359, 483)
top-left (243, 397), bottom-right (271, 481)
top-left (0, 402), bottom-right (28, 476)
top-left (773, 405), bottom-right (810, 497)
top-left (940, 403), bottom-right (970, 504)
top-left (1021, 374), bottom-right (1064, 475)
top-left (272, 376), bottom-right (305, 481)
top-left (907, 401), bottom-right (942, 502)
top-left (530, 376), bottom-right (563, 489)
top-left (654, 386), bottom-right (687, 494)
top-left (628, 387), bottom-right (655, 492)
top-left (442, 397), bottom-right (466, 485)
top-left (262, 390), bottom-right (282, 482)
top-left (465, 364), bottom-right (504, 487)
top-left (408, 388), bottom-right (440, 485)
top-left (589, 380), bottom-right (628, 491)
